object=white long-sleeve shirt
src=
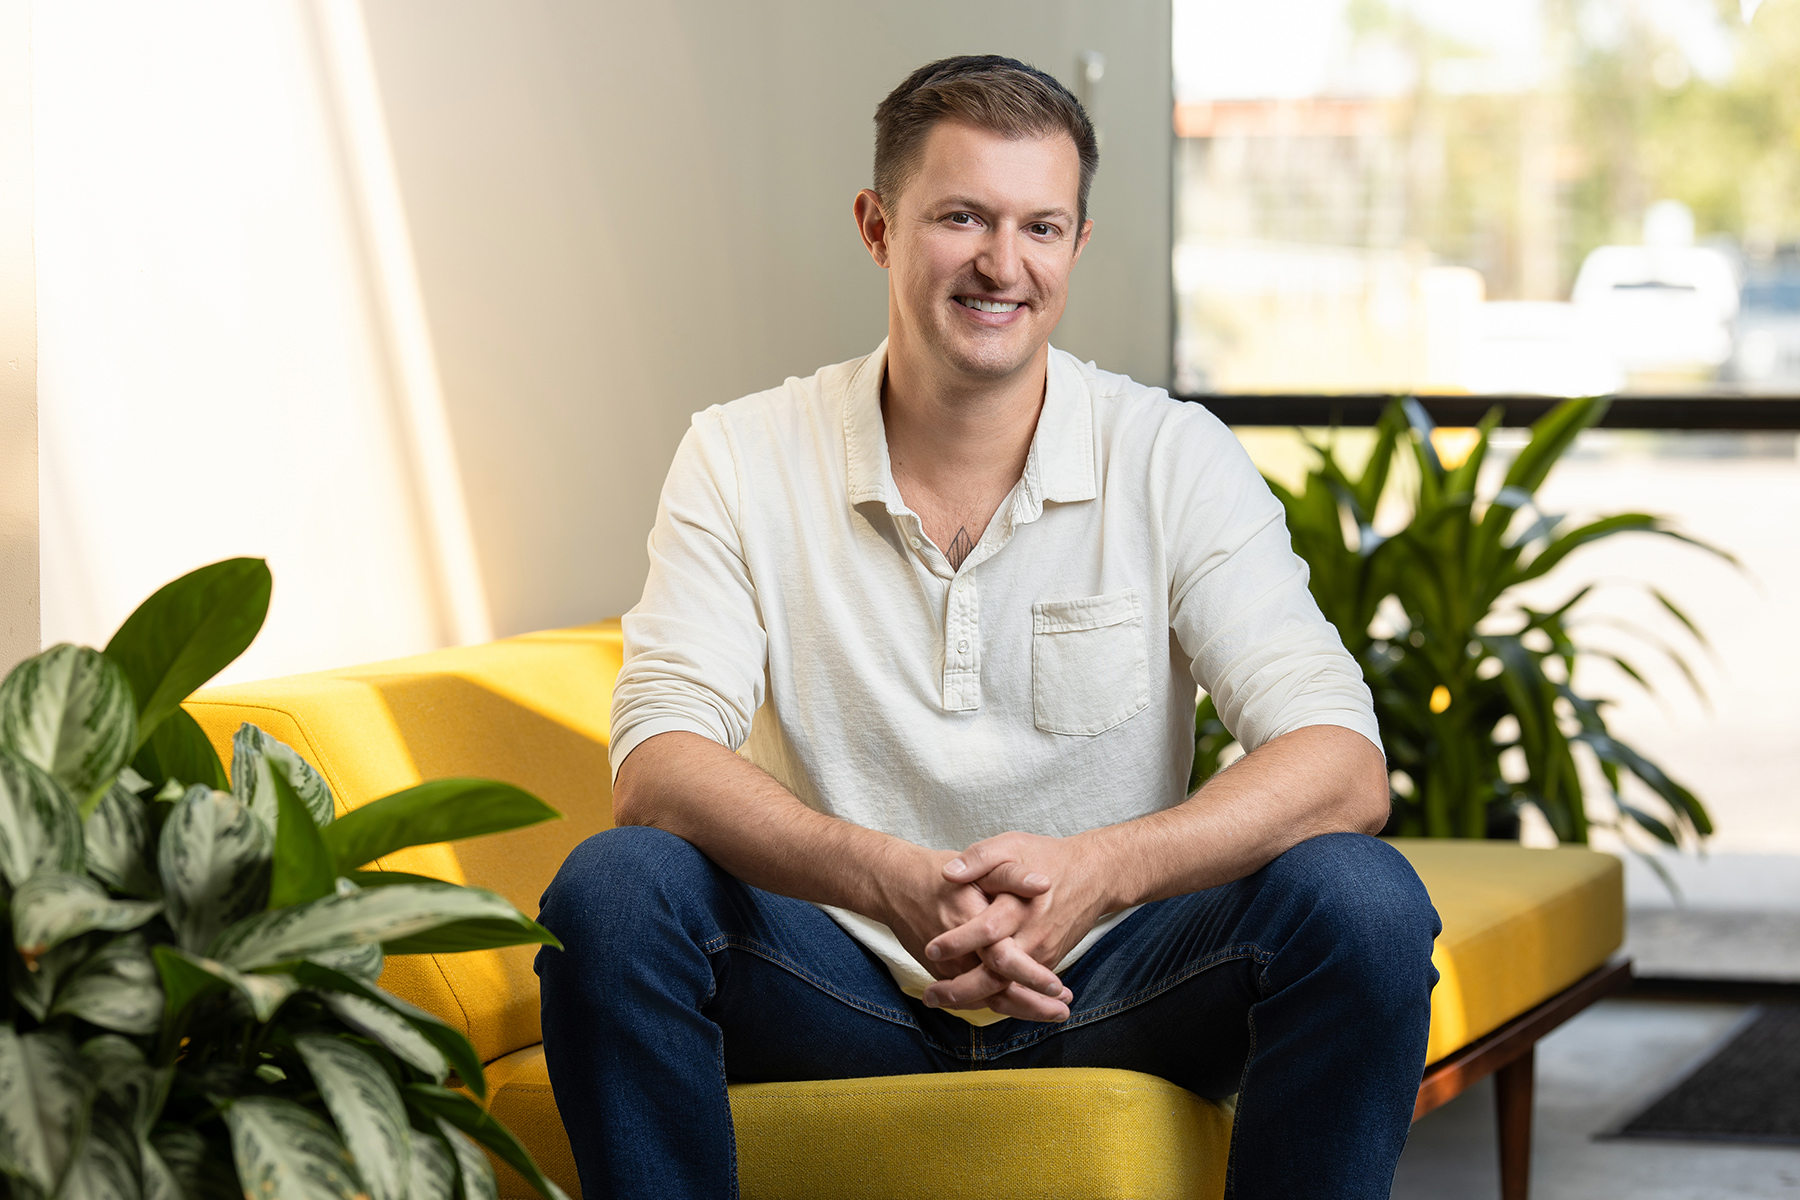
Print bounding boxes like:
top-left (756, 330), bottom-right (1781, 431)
top-left (611, 342), bottom-right (1379, 1023)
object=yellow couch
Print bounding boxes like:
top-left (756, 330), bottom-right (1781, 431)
top-left (188, 622), bottom-right (1625, 1200)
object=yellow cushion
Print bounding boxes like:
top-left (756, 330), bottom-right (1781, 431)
top-left (1388, 839), bottom-right (1624, 1064)
top-left (185, 623), bottom-right (623, 1065)
top-left (477, 1045), bottom-right (1233, 1200)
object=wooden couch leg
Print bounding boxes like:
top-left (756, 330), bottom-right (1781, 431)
top-left (1495, 1047), bottom-right (1535, 1200)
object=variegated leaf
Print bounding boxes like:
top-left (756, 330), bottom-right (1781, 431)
top-left (0, 1025), bottom-right (91, 1194)
top-left (233, 724), bottom-right (336, 833)
top-left (146, 1127), bottom-right (204, 1200)
top-left (407, 1128), bottom-right (457, 1200)
top-left (210, 883), bottom-right (540, 971)
top-left (437, 1120), bottom-right (496, 1200)
top-left (0, 748), bottom-right (84, 890)
top-left (296, 1036), bottom-right (410, 1200)
top-left (158, 784), bottom-right (270, 953)
top-left (0, 644), bottom-right (137, 815)
top-left (10, 937), bottom-right (91, 1022)
top-left (12, 873), bottom-right (160, 965)
top-left (319, 992), bottom-right (449, 1082)
top-left (224, 1096), bottom-right (363, 1200)
top-left (83, 782), bottom-right (159, 898)
top-left (309, 939), bottom-right (385, 983)
top-left (59, 1107), bottom-right (140, 1200)
top-left (78, 1035), bottom-right (168, 1139)
top-left (54, 936), bottom-right (164, 1035)
top-left (152, 945), bottom-right (298, 1024)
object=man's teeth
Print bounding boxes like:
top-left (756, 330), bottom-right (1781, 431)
top-left (957, 297), bottom-right (1021, 313)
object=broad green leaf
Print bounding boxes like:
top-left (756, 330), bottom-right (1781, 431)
top-left (0, 1025), bottom-right (91, 1195)
top-left (130, 707), bottom-right (229, 793)
top-left (209, 882), bottom-right (556, 972)
top-left (296, 1035), bottom-right (411, 1200)
top-left (406, 1084), bottom-right (567, 1200)
top-left (140, 1137), bottom-right (186, 1200)
top-left (268, 768), bottom-right (337, 909)
top-left (9, 937), bottom-right (91, 1023)
top-left (150, 945), bottom-right (297, 1025)
top-left (224, 1096), bottom-right (362, 1200)
top-left (0, 644), bottom-right (137, 815)
top-left (294, 962), bottom-right (479, 1094)
top-left (52, 934), bottom-right (164, 1035)
top-left (407, 1128), bottom-right (457, 1200)
top-left (348, 869), bottom-right (450, 888)
top-left (438, 1119), bottom-right (497, 1200)
top-left (146, 1127), bottom-right (204, 1200)
top-left (78, 1035), bottom-right (168, 1139)
top-left (309, 937), bottom-right (385, 983)
top-left (322, 780), bottom-right (559, 874)
top-left (158, 785), bottom-right (270, 953)
top-left (232, 724), bottom-right (336, 831)
top-left (59, 1107), bottom-right (140, 1200)
top-left (84, 782), bottom-right (159, 898)
top-left (11, 873), bottom-right (160, 965)
top-left (103, 558), bottom-right (271, 749)
top-left (382, 916), bottom-right (562, 957)
top-left (0, 748), bottom-right (84, 889)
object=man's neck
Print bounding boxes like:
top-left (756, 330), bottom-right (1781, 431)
top-left (881, 335), bottom-right (1047, 503)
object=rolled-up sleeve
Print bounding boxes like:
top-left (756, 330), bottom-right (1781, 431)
top-left (1159, 409), bottom-right (1381, 756)
top-left (609, 410), bottom-right (769, 780)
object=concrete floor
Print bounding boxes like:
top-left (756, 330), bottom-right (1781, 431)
top-left (1393, 998), bottom-right (1800, 1198)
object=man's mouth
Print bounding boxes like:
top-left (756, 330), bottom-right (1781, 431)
top-left (955, 296), bottom-right (1022, 313)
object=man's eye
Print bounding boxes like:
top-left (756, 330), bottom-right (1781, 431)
top-left (1031, 223), bottom-right (1057, 237)
top-left (949, 213), bottom-right (977, 225)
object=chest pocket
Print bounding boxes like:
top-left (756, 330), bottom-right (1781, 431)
top-left (1031, 589), bottom-right (1150, 736)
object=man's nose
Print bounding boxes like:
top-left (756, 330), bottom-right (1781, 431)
top-left (974, 227), bottom-right (1023, 289)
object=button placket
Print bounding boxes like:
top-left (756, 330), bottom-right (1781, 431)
top-left (941, 574), bottom-right (981, 711)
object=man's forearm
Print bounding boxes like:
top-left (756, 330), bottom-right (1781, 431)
top-left (1082, 723), bottom-right (1390, 912)
top-left (612, 730), bottom-right (919, 919)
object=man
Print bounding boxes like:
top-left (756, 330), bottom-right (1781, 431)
top-left (537, 55), bottom-right (1439, 1199)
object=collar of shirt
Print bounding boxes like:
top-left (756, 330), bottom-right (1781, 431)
top-left (841, 339), bottom-right (1099, 528)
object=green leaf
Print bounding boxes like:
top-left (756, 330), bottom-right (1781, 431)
top-left (232, 724), bottom-right (336, 832)
top-left (296, 1035), bottom-right (411, 1200)
top-left (146, 1128), bottom-right (204, 1200)
top-left (223, 1095), bottom-right (363, 1200)
top-left (1502, 395), bottom-right (1609, 496)
top-left (83, 781), bottom-right (159, 898)
top-left (407, 1128), bottom-right (457, 1200)
top-left (381, 916), bottom-right (561, 957)
top-left (322, 780), bottom-right (560, 874)
top-left (0, 1025), bottom-right (91, 1195)
top-left (59, 1106), bottom-right (140, 1200)
top-left (103, 558), bottom-right (272, 749)
top-left (269, 767), bottom-right (337, 910)
top-left (437, 1118), bottom-right (497, 1200)
top-left (78, 1035), bottom-right (168, 1139)
top-left (11, 873), bottom-right (160, 965)
top-left (0, 644), bottom-right (138, 816)
top-left (157, 785), bottom-right (270, 954)
top-left (150, 945), bottom-right (297, 1025)
top-left (130, 707), bottom-right (229, 793)
top-left (209, 882), bottom-right (557, 972)
top-left (405, 1084), bottom-right (567, 1200)
top-left (0, 747), bottom-right (84, 890)
top-left (292, 962), bottom-right (480, 1095)
top-left (308, 937), bottom-right (385, 984)
top-left (347, 870), bottom-right (451, 888)
top-left (9, 938), bottom-right (89, 1023)
top-left (52, 934), bottom-right (164, 1035)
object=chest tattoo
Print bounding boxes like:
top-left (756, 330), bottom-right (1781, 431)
top-left (946, 526), bottom-right (975, 570)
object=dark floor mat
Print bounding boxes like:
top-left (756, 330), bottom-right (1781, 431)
top-left (1613, 1005), bottom-right (1800, 1145)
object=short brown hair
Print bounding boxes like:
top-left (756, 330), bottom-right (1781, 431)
top-left (873, 55), bottom-right (1100, 227)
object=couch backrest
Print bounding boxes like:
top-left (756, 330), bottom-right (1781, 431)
top-left (187, 623), bottom-right (621, 1066)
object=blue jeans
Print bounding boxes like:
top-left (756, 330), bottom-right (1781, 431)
top-left (536, 827), bottom-right (1439, 1200)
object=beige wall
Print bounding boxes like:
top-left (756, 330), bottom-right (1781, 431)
top-left (362, 0), bottom-right (1174, 631)
top-left (0, 0), bottom-right (38, 671)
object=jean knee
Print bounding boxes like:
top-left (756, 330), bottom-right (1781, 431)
top-left (1268, 833), bottom-right (1441, 970)
top-left (537, 825), bottom-right (716, 946)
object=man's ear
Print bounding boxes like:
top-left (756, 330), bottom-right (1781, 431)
top-left (854, 189), bottom-right (891, 268)
top-left (1072, 218), bottom-right (1094, 263)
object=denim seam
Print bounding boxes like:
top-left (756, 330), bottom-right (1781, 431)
top-left (975, 943), bottom-right (1273, 1059)
top-left (704, 932), bottom-right (952, 1042)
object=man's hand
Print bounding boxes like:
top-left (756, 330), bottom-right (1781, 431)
top-left (875, 846), bottom-right (1075, 1022)
top-left (916, 831), bottom-right (1113, 1016)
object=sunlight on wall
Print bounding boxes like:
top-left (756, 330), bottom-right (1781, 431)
top-left (34, 0), bottom-right (487, 682)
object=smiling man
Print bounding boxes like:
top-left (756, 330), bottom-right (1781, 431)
top-left (536, 56), bottom-right (1440, 1200)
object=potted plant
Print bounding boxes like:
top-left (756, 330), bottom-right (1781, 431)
top-left (0, 558), bottom-right (567, 1200)
top-left (1194, 396), bottom-right (1727, 863)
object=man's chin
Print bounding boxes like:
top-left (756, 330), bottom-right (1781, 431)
top-left (935, 333), bottom-right (1044, 383)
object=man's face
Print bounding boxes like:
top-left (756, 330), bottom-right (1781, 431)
top-left (860, 119), bottom-right (1092, 385)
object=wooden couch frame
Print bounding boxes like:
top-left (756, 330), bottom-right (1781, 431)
top-left (1412, 959), bottom-right (1633, 1200)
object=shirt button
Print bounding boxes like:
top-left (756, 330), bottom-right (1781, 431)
top-left (957, 639), bottom-right (969, 653)
top-left (910, 537), bottom-right (922, 549)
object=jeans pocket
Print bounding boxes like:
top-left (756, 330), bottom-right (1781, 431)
top-left (1031, 589), bottom-right (1150, 736)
